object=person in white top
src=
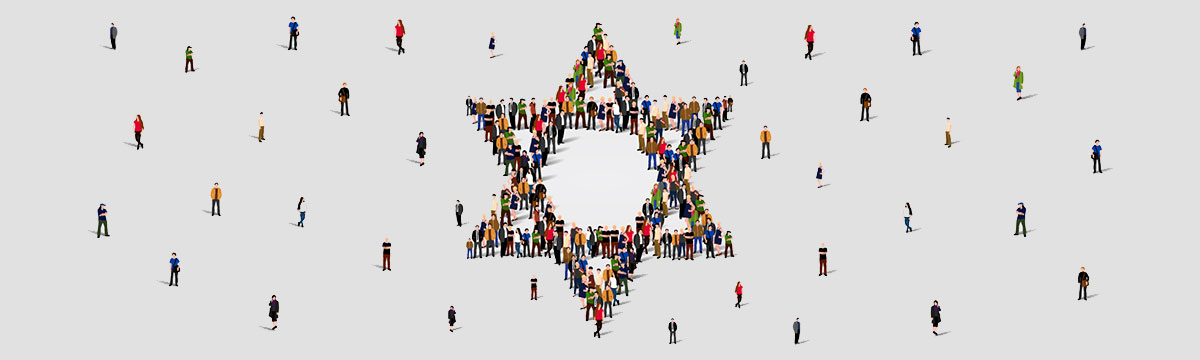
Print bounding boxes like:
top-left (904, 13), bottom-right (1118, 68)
top-left (257, 112), bottom-right (266, 142)
top-left (297, 197), bottom-right (307, 227)
top-left (904, 202), bottom-right (913, 233)
top-left (944, 117), bottom-right (952, 148)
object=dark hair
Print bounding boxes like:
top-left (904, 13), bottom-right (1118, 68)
top-left (297, 197), bottom-right (304, 210)
top-left (906, 202), bottom-right (913, 216)
top-left (172, 252), bottom-right (176, 255)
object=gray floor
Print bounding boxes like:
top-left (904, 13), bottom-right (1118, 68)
top-left (1, 0), bottom-right (1195, 358)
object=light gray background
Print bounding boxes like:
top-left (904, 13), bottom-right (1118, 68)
top-left (1, 0), bottom-right (1196, 358)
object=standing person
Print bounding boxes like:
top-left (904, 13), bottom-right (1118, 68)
top-left (930, 300), bottom-right (942, 335)
top-left (904, 202), bottom-right (913, 233)
top-left (109, 23), bottom-right (117, 50)
top-left (488, 32), bottom-right (496, 58)
top-left (184, 46), bottom-right (195, 72)
top-left (1091, 140), bottom-right (1103, 174)
top-left (1077, 267), bottom-right (1090, 300)
top-left (760, 125), bottom-right (772, 159)
top-left (268, 296), bottom-right (280, 330)
top-left (382, 237), bottom-right (392, 271)
top-left (815, 162), bottom-right (824, 188)
top-left (673, 18), bottom-right (683, 45)
top-left (723, 230), bottom-right (733, 257)
top-left (395, 19), bottom-right (406, 54)
top-left (287, 17), bottom-right (299, 50)
top-left (793, 318), bottom-right (802, 344)
top-left (911, 22), bottom-right (922, 56)
top-left (257, 112), bottom-right (266, 142)
top-left (668, 318), bottom-right (678, 344)
top-left (416, 132), bottom-right (427, 166)
top-left (1013, 66), bottom-right (1024, 101)
top-left (945, 117), bottom-right (952, 148)
top-left (1079, 23), bottom-right (1087, 50)
top-left (593, 305), bottom-right (604, 338)
top-left (818, 243), bottom-right (828, 276)
top-left (296, 197), bottom-right (306, 227)
top-left (530, 275), bottom-right (538, 300)
top-left (96, 204), bottom-right (109, 238)
top-left (168, 253), bottom-right (180, 286)
top-left (734, 281), bottom-right (744, 308)
top-left (739, 60), bottom-right (748, 86)
top-left (210, 183), bottom-right (222, 216)
top-left (133, 114), bottom-right (144, 150)
top-left (338, 82), bottom-right (350, 116)
top-left (859, 88), bottom-right (872, 121)
top-left (455, 200), bottom-right (464, 227)
top-left (1014, 202), bottom-right (1027, 237)
top-left (804, 25), bottom-right (815, 60)
top-left (448, 306), bottom-right (456, 332)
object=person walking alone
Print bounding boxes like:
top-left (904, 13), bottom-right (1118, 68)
top-left (739, 60), bottom-right (748, 86)
top-left (668, 318), bottom-right (678, 344)
top-left (1079, 23), bottom-right (1087, 50)
top-left (944, 117), bottom-right (952, 148)
top-left (268, 295), bottom-right (280, 330)
top-left (295, 197), bottom-right (306, 227)
top-left (1013, 66), bottom-right (1024, 101)
top-left (287, 17), bottom-right (299, 50)
top-left (210, 183), bottom-right (222, 216)
top-left (793, 318), bottom-right (802, 344)
top-left (1014, 202), bottom-right (1027, 237)
top-left (911, 22), bottom-right (922, 56)
top-left (734, 281), bottom-right (744, 308)
top-left (448, 306), bottom-right (457, 332)
top-left (674, 18), bottom-right (683, 45)
top-left (168, 253), bottom-right (180, 286)
top-left (1091, 140), bottom-right (1103, 174)
top-left (109, 23), bottom-right (118, 50)
top-left (530, 274), bottom-right (538, 300)
top-left (816, 162), bottom-right (825, 188)
top-left (395, 19), bottom-right (406, 54)
top-left (184, 46), bottom-right (195, 72)
top-left (859, 88), bottom-right (872, 121)
top-left (416, 132), bottom-right (427, 166)
top-left (455, 200), bottom-right (464, 227)
top-left (1077, 267), bottom-right (1090, 300)
top-left (338, 82), bottom-right (350, 116)
top-left (488, 32), bottom-right (496, 58)
top-left (382, 237), bottom-right (392, 271)
top-left (96, 204), bottom-right (109, 238)
top-left (930, 300), bottom-right (942, 335)
top-left (805, 25), bottom-right (815, 60)
top-left (818, 243), bottom-right (828, 276)
top-left (257, 112), bottom-right (266, 142)
top-left (133, 114), bottom-right (144, 150)
top-left (904, 202), bottom-right (914, 233)
top-left (760, 125), bottom-right (772, 159)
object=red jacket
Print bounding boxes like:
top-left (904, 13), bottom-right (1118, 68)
top-left (134, 120), bottom-right (143, 132)
top-left (595, 307), bottom-right (604, 321)
top-left (736, 285), bottom-right (743, 295)
top-left (805, 30), bottom-right (814, 42)
top-left (395, 25), bottom-right (405, 37)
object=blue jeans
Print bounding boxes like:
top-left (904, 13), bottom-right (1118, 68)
top-left (467, 248), bottom-right (474, 258)
top-left (476, 114), bottom-right (485, 130)
top-left (515, 242), bottom-right (522, 256)
top-left (565, 264), bottom-right (571, 279)
top-left (681, 119), bottom-right (691, 134)
top-left (299, 211), bottom-right (306, 225)
top-left (904, 217), bottom-right (911, 231)
top-left (648, 154), bottom-right (657, 169)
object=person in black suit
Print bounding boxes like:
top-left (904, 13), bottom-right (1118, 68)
top-left (268, 295), bottom-right (280, 330)
top-left (415, 132), bottom-right (427, 166)
top-left (668, 318), bottom-right (678, 344)
top-left (455, 200), bottom-right (464, 227)
top-left (859, 88), bottom-right (872, 121)
top-left (793, 318), bottom-right (802, 344)
top-left (930, 300), bottom-right (941, 336)
top-left (466, 96), bottom-right (474, 116)
top-left (1078, 267), bottom-right (1090, 300)
top-left (338, 83), bottom-right (350, 116)
top-left (739, 60), bottom-right (749, 86)
top-left (448, 306), bottom-right (457, 332)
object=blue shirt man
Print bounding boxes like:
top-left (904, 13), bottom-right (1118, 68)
top-left (1092, 140), bottom-right (1103, 173)
top-left (1014, 202), bottom-right (1027, 237)
top-left (287, 17), bottom-right (299, 50)
top-left (168, 253), bottom-right (181, 286)
top-left (641, 99), bottom-right (652, 113)
top-left (289, 20), bottom-right (298, 33)
top-left (911, 25), bottom-right (921, 39)
top-left (1091, 144), bottom-right (1102, 154)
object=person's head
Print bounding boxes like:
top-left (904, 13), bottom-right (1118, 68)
top-left (742, 60), bottom-right (746, 64)
top-left (1095, 139), bottom-right (1100, 144)
top-left (862, 88), bottom-right (868, 92)
top-left (450, 305), bottom-right (454, 309)
top-left (214, 182), bottom-right (219, 187)
top-left (172, 252), bottom-right (176, 257)
top-left (419, 131), bottom-right (424, 136)
top-left (1082, 23), bottom-right (1085, 27)
top-left (342, 82), bottom-right (347, 86)
top-left (933, 300), bottom-right (938, 305)
top-left (821, 242), bottom-right (825, 247)
top-left (491, 32), bottom-right (495, 36)
top-left (1018, 202), bottom-right (1024, 208)
top-left (272, 295), bottom-right (277, 299)
top-left (99, 203), bottom-right (106, 209)
top-left (1081, 266), bottom-right (1086, 271)
top-left (691, 96), bottom-right (697, 100)
top-left (291, 16), bottom-right (296, 21)
top-left (818, 161), bottom-right (822, 167)
top-left (807, 25), bottom-right (813, 31)
top-left (914, 22), bottom-right (920, 26)
top-left (187, 46), bottom-right (192, 50)
top-left (1016, 66), bottom-right (1021, 71)
top-left (299, 197), bottom-right (305, 203)
top-left (111, 23), bottom-right (115, 26)
top-left (474, 224), bottom-right (479, 230)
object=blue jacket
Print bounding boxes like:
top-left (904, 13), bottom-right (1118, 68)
top-left (170, 258), bottom-right (180, 268)
top-left (289, 22), bottom-right (298, 32)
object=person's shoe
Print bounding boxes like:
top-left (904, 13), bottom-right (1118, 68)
top-left (272, 326), bottom-right (277, 330)
top-left (933, 331), bottom-right (938, 336)
top-left (104, 234), bottom-right (110, 237)
top-left (1023, 233), bottom-right (1026, 237)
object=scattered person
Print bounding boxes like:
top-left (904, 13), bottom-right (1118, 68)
top-left (674, 18), bottom-right (682, 45)
top-left (268, 295), bottom-right (280, 330)
top-left (416, 132), bottom-right (427, 166)
top-left (859, 88), bottom-right (872, 121)
top-left (793, 318), bottom-right (802, 344)
top-left (338, 82), bottom-right (350, 116)
top-left (168, 253), bottom-right (180, 286)
top-left (210, 183), bottom-right (222, 216)
top-left (382, 237), bottom-right (392, 271)
top-left (816, 162), bottom-right (824, 188)
top-left (1013, 66), bottom-right (1024, 101)
top-left (1077, 267), bottom-right (1090, 300)
top-left (296, 197), bottom-right (306, 227)
top-left (739, 60), bottom-right (748, 86)
top-left (1091, 140), bottom-right (1102, 174)
top-left (1079, 23), bottom-right (1087, 50)
top-left (760, 125), bottom-right (772, 159)
top-left (930, 300), bottom-right (941, 335)
top-left (287, 17), bottom-right (299, 50)
top-left (395, 19), bottom-right (406, 54)
top-left (455, 200), bottom-right (464, 227)
top-left (911, 22), bottom-right (922, 56)
top-left (1014, 202), bottom-right (1027, 237)
top-left (734, 281), bottom-right (744, 308)
top-left (805, 25), bottom-right (815, 60)
top-left (184, 46), bottom-right (195, 72)
top-left (489, 32), bottom-right (496, 58)
top-left (944, 117), bottom-right (952, 148)
top-left (133, 114), bottom-right (144, 150)
top-left (668, 318), bottom-right (678, 344)
top-left (257, 112), bottom-right (266, 142)
top-left (531, 274), bottom-right (538, 300)
top-left (109, 23), bottom-right (118, 50)
top-left (818, 243), bottom-right (828, 276)
top-left (448, 306), bottom-right (456, 332)
top-left (96, 203), bottom-right (109, 238)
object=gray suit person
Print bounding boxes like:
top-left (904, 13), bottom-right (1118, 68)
top-left (109, 23), bottom-right (117, 50)
top-left (793, 318), bottom-right (802, 344)
top-left (1079, 23), bottom-right (1087, 50)
top-left (455, 200), bottom-right (464, 227)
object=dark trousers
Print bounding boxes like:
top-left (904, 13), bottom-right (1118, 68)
top-left (819, 259), bottom-right (827, 275)
top-left (912, 39), bottom-right (921, 55)
top-left (1078, 285), bottom-right (1088, 300)
top-left (1080, 36), bottom-right (1086, 50)
top-left (340, 101), bottom-right (349, 116)
top-left (97, 220), bottom-right (108, 237)
top-left (706, 242), bottom-right (715, 258)
top-left (456, 212), bottom-right (463, 226)
top-left (740, 73), bottom-right (747, 86)
top-left (396, 36), bottom-right (405, 53)
top-left (288, 32), bottom-right (298, 50)
top-left (861, 105), bottom-right (870, 121)
top-left (110, 36), bottom-right (116, 50)
top-left (669, 331), bottom-right (677, 343)
top-left (170, 267), bottom-right (179, 285)
top-left (185, 59), bottom-right (195, 72)
top-left (762, 142), bottom-right (770, 159)
top-left (795, 332), bottom-right (800, 344)
top-left (383, 253), bottom-right (391, 270)
top-left (211, 199), bottom-right (221, 215)
top-left (135, 131), bottom-right (143, 149)
top-left (806, 41), bottom-right (814, 59)
top-left (1092, 156), bottom-right (1102, 173)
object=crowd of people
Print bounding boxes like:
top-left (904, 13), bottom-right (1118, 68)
top-left (461, 24), bottom-right (736, 326)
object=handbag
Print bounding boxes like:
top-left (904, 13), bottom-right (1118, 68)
top-left (339, 95), bottom-right (346, 103)
top-left (864, 100), bottom-right (871, 108)
top-left (1082, 279), bottom-right (1089, 287)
